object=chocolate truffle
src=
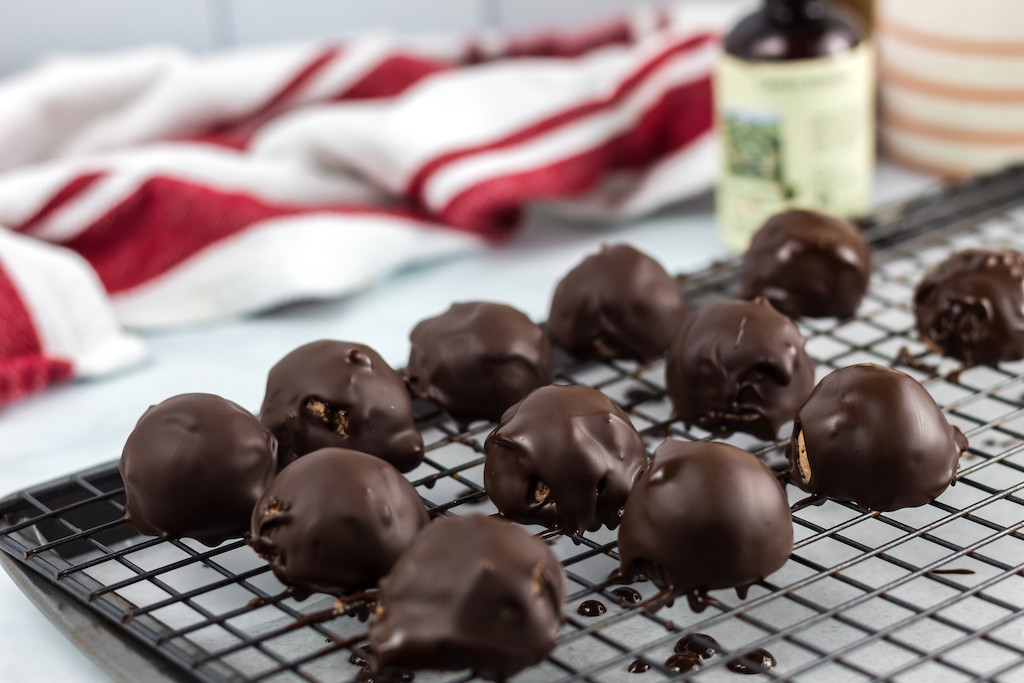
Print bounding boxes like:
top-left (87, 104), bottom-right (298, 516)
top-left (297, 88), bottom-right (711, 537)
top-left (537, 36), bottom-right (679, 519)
top-left (369, 515), bottom-right (566, 680)
top-left (548, 244), bottom-right (687, 363)
top-left (665, 298), bottom-right (814, 440)
top-left (787, 364), bottom-right (968, 511)
top-left (483, 385), bottom-right (647, 533)
top-left (120, 393), bottom-right (277, 546)
top-left (249, 448), bottom-right (428, 597)
top-left (740, 209), bottom-right (872, 319)
top-left (407, 302), bottom-right (553, 423)
top-left (617, 440), bottom-right (792, 606)
top-left (259, 340), bottom-right (423, 472)
top-left (914, 249), bottom-right (1024, 366)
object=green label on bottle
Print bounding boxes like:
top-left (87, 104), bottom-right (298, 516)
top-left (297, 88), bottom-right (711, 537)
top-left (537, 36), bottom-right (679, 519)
top-left (715, 43), bottom-right (875, 252)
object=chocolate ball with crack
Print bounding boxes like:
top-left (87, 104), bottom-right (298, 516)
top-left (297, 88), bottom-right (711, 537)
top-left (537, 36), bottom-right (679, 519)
top-left (259, 340), bottom-right (424, 472)
top-left (548, 244), bottom-right (687, 363)
top-left (484, 384), bottom-right (646, 533)
top-left (368, 515), bottom-right (566, 680)
top-left (914, 249), bottom-right (1024, 367)
top-left (665, 297), bottom-right (815, 440)
top-left (407, 302), bottom-right (553, 423)
top-left (249, 448), bottom-right (428, 597)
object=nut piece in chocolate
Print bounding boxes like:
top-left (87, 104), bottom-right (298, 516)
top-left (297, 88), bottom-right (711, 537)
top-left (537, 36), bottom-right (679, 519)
top-left (548, 244), bottom-right (687, 363)
top-left (786, 364), bottom-right (968, 511)
top-left (665, 297), bottom-right (815, 440)
top-left (259, 340), bottom-right (424, 472)
top-left (120, 393), bottom-right (277, 546)
top-left (483, 385), bottom-right (647, 534)
top-left (249, 448), bottom-right (428, 597)
top-left (407, 302), bottom-right (553, 423)
top-left (740, 209), bottom-right (871, 319)
top-left (369, 515), bottom-right (566, 680)
top-left (914, 249), bottom-right (1024, 367)
top-left (617, 440), bottom-right (792, 609)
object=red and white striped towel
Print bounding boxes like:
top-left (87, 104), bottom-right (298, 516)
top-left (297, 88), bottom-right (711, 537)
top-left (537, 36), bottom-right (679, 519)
top-left (0, 1), bottom-right (745, 407)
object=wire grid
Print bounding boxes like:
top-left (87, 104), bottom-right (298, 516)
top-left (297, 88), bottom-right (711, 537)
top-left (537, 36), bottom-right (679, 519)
top-left (5, 168), bottom-right (1024, 683)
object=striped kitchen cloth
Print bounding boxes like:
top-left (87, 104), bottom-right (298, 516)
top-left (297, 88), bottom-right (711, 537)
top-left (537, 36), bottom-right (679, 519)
top-left (0, 1), bottom-right (746, 406)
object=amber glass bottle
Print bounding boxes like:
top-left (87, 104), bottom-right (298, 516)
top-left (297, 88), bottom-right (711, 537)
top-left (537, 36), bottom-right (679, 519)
top-left (715, 0), bottom-right (874, 251)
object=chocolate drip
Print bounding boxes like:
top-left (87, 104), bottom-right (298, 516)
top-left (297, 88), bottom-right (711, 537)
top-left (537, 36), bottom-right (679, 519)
top-left (548, 244), bottom-right (687, 363)
top-left (618, 440), bottom-right (793, 611)
top-left (786, 364), bottom-right (969, 511)
top-left (665, 652), bottom-right (703, 673)
top-left (250, 448), bottom-right (428, 596)
top-left (577, 600), bottom-right (607, 617)
top-left (484, 385), bottom-right (646, 534)
top-left (665, 298), bottom-right (814, 440)
top-left (627, 659), bottom-right (651, 673)
top-left (740, 209), bottom-right (871, 319)
top-left (674, 633), bottom-right (721, 659)
top-left (727, 649), bottom-right (777, 674)
top-left (610, 587), bottom-right (642, 607)
top-left (407, 302), bottom-right (552, 423)
top-left (120, 393), bottom-right (277, 547)
top-left (259, 341), bottom-right (423, 472)
top-left (914, 249), bottom-right (1024, 367)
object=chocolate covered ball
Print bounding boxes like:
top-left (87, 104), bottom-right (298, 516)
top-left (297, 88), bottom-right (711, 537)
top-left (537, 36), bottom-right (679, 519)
top-left (259, 340), bottom-right (423, 472)
top-left (120, 393), bottom-right (277, 546)
top-left (369, 515), bottom-right (566, 680)
top-left (787, 364), bottom-right (969, 511)
top-left (617, 440), bottom-right (792, 606)
top-left (483, 385), bottom-right (647, 534)
top-left (548, 244), bottom-right (687, 363)
top-left (249, 448), bottom-right (428, 597)
top-left (407, 302), bottom-right (553, 423)
top-left (740, 209), bottom-right (871, 319)
top-left (914, 249), bottom-right (1024, 366)
top-left (665, 298), bottom-right (815, 440)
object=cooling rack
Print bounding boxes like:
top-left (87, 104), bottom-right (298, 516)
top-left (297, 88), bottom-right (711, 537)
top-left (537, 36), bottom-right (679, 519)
top-left (5, 165), bottom-right (1024, 683)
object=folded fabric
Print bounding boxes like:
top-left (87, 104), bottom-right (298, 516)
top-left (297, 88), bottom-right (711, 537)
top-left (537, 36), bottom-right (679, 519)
top-left (0, 1), bottom-right (747, 408)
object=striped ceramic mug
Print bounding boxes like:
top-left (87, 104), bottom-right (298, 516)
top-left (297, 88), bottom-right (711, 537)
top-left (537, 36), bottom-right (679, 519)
top-left (877, 0), bottom-right (1024, 177)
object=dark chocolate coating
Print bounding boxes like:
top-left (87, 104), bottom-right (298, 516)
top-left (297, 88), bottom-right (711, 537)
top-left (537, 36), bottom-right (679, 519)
top-left (249, 448), bottom-right (428, 596)
top-left (740, 209), bottom-right (871, 319)
top-left (483, 385), bottom-right (647, 534)
top-left (914, 249), bottom-right (1024, 366)
top-left (120, 393), bottom-right (277, 546)
top-left (786, 364), bottom-right (968, 511)
top-left (618, 440), bottom-right (793, 599)
top-left (407, 302), bottom-right (553, 423)
top-left (369, 515), bottom-right (566, 680)
top-left (665, 298), bottom-right (815, 440)
top-left (548, 244), bottom-right (687, 363)
top-left (259, 340), bottom-right (423, 472)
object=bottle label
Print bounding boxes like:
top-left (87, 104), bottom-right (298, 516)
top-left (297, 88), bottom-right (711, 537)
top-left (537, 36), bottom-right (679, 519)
top-left (714, 43), bottom-right (875, 251)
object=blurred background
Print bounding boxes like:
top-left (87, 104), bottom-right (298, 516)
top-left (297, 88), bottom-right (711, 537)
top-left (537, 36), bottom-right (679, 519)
top-left (1, 1), bottom-right (679, 75)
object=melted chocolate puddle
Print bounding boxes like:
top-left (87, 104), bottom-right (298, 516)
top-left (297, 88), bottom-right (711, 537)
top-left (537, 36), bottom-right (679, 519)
top-left (674, 633), bottom-right (721, 659)
top-left (627, 659), bottom-right (651, 674)
top-left (611, 587), bottom-right (642, 607)
top-left (577, 600), bottom-right (607, 617)
top-left (665, 652), bottom-right (703, 673)
top-left (727, 649), bottom-right (777, 674)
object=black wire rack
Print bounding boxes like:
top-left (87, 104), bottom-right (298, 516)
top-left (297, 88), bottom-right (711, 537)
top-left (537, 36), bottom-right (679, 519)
top-left (5, 165), bottom-right (1024, 683)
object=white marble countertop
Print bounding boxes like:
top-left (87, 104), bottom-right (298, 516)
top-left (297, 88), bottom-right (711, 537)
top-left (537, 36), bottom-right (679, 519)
top-left (0, 164), bottom-right (935, 682)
